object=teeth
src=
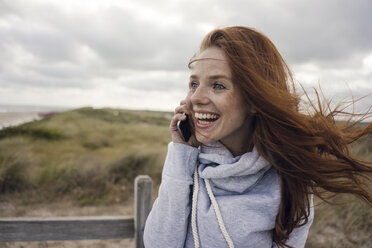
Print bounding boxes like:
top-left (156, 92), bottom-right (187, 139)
top-left (199, 120), bottom-right (212, 124)
top-left (194, 112), bottom-right (219, 120)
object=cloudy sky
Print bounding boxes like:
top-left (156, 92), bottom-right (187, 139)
top-left (1, 0), bottom-right (371, 113)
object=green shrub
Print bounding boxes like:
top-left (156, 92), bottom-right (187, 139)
top-left (76, 176), bottom-right (110, 206)
top-left (0, 126), bottom-right (62, 140)
top-left (0, 155), bottom-right (30, 193)
top-left (81, 133), bottom-right (111, 150)
top-left (109, 151), bottom-right (159, 184)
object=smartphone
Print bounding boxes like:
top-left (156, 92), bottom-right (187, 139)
top-left (177, 114), bottom-right (192, 142)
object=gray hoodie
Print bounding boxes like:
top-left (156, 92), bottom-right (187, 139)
top-left (144, 142), bottom-right (313, 247)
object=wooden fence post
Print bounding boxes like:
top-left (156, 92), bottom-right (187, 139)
top-left (134, 175), bottom-right (153, 248)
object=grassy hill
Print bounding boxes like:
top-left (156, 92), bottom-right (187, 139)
top-left (0, 107), bottom-right (171, 206)
top-left (0, 107), bottom-right (371, 247)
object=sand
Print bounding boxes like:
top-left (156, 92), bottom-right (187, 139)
top-left (0, 112), bottom-right (43, 130)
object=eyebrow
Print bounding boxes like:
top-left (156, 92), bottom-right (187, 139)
top-left (189, 75), bottom-right (231, 80)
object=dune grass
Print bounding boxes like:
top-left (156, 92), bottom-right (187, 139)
top-left (0, 107), bottom-right (170, 206)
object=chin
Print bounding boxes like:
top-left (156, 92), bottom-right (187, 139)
top-left (195, 134), bottom-right (217, 144)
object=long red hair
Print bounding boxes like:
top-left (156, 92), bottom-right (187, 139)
top-left (198, 26), bottom-right (372, 247)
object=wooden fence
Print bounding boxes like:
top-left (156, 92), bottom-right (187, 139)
top-left (0, 175), bottom-right (153, 248)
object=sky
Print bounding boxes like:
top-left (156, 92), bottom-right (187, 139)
top-left (0, 0), bottom-right (371, 113)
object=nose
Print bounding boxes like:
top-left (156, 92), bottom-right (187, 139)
top-left (189, 85), bottom-right (210, 106)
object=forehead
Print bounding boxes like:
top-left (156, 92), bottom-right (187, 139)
top-left (192, 46), bottom-right (226, 61)
top-left (189, 47), bottom-right (231, 76)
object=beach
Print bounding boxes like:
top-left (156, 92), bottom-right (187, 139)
top-left (0, 104), bottom-right (68, 130)
top-left (0, 112), bottom-right (43, 130)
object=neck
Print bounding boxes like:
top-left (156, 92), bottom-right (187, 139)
top-left (221, 138), bottom-right (254, 157)
top-left (220, 116), bottom-right (255, 157)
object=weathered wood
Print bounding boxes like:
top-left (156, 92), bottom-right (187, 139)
top-left (134, 175), bottom-right (153, 248)
top-left (0, 175), bottom-right (154, 246)
top-left (0, 216), bottom-right (134, 242)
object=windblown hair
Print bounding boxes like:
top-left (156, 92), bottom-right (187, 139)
top-left (198, 26), bottom-right (372, 247)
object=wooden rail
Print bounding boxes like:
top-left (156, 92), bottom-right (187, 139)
top-left (0, 175), bottom-right (153, 248)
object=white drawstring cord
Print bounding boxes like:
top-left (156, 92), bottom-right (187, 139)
top-left (191, 162), bottom-right (200, 248)
top-left (191, 162), bottom-right (235, 248)
top-left (204, 178), bottom-right (235, 248)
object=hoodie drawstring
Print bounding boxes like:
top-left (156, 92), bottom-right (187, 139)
top-left (191, 162), bottom-right (235, 248)
top-left (191, 162), bottom-right (200, 248)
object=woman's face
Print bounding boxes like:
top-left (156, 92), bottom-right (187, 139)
top-left (186, 46), bottom-right (253, 152)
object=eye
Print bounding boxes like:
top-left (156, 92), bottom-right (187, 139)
top-left (189, 81), bottom-right (198, 90)
top-left (213, 82), bottom-right (226, 90)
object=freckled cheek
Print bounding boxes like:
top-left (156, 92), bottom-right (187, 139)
top-left (185, 92), bottom-right (193, 109)
top-left (214, 95), bottom-right (233, 112)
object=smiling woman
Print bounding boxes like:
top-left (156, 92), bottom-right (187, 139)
top-left (187, 47), bottom-right (254, 155)
top-left (143, 26), bottom-right (372, 248)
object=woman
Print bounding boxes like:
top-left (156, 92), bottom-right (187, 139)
top-left (143, 26), bottom-right (372, 248)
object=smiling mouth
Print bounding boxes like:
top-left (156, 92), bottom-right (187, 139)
top-left (195, 112), bottom-right (220, 125)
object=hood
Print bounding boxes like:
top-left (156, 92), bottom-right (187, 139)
top-left (197, 141), bottom-right (271, 194)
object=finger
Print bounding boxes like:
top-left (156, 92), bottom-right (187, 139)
top-left (180, 99), bottom-right (186, 105)
top-left (174, 105), bottom-right (183, 114)
top-left (170, 113), bottom-right (187, 130)
top-left (174, 104), bottom-right (189, 115)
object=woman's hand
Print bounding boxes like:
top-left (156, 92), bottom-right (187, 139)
top-left (170, 100), bottom-right (200, 147)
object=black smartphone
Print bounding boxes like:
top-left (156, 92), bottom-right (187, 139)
top-left (177, 114), bottom-right (192, 142)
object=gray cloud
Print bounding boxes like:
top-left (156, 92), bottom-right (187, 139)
top-left (0, 0), bottom-right (203, 92)
top-left (118, 70), bottom-right (189, 91)
top-left (0, 0), bottom-right (371, 110)
top-left (223, 0), bottom-right (372, 65)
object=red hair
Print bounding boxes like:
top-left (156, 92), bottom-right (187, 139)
top-left (198, 26), bottom-right (372, 247)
